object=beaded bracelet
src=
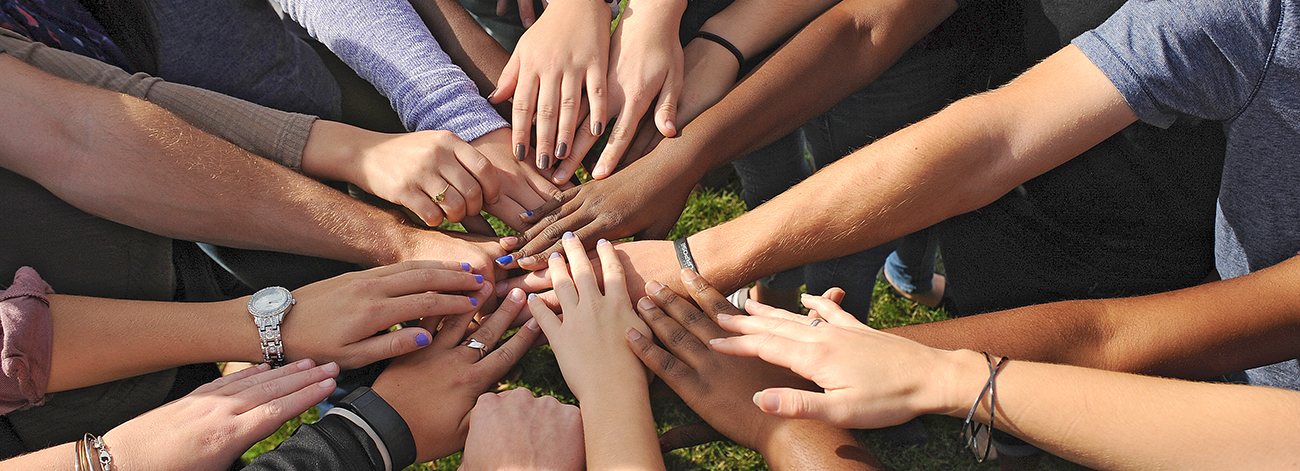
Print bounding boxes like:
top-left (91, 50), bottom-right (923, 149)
top-left (962, 353), bottom-right (1008, 462)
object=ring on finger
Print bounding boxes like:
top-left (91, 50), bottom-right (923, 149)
top-left (461, 338), bottom-right (488, 359)
top-left (810, 318), bottom-right (824, 327)
top-left (433, 183), bottom-right (451, 203)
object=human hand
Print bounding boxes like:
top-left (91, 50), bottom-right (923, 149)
top-left (469, 128), bottom-right (565, 231)
top-left (709, 294), bottom-right (976, 429)
top-left (489, 0), bottom-right (611, 173)
top-left (624, 269), bottom-right (824, 454)
top-left (527, 233), bottom-right (652, 401)
top-left (623, 35), bottom-right (742, 161)
top-left (461, 388), bottom-right (586, 471)
top-left (405, 229), bottom-right (509, 290)
top-left (498, 239), bottom-right (680, 310)
top-left (372, 288), bottom-right (543, 463)
top-left (102, 360), bottom-right (339, 471)
top-left (283, 260), bottom-right (489, 370)
top-left (497, 159), bottom-right (696, 270)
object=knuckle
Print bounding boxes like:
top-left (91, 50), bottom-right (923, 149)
top-left (262, 397), bottom-right (285, 418)
top-left (559, 95), bottom-right (581, 111)
top-left (512, 101), bottom-right (533, 114)
top-left (656, 288), bottom-right (681, 307)
top-left (708, 298), bottom-right (738, 316)
top-left (657, 354), bottom-right (683, 377)
top-left (667, 326), bottom-right (693, 346)
top-left (535, 104), bottom-right (558, 121)
top-left (681, 308), bottom-right (708, 326)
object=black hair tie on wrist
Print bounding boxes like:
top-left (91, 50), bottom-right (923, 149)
top-left (694, 31), bottom-right (746, 80)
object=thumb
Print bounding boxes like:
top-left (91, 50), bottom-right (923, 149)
top-left (753, 388), bottom-right (834, 423)
top-left (344, 327), bottom-right (434, 368)
top-left (654, 75), bottom-right (681, 138)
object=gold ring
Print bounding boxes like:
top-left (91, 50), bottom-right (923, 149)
top-left (433, 183), bottom-right (451, 203)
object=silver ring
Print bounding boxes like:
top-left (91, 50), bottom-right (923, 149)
top-left (433, 183), bottom-right (451, 203)
top-left (462, 338), bottom-right (487, 359)
top-left (809, 318), bottom-right (823, 327)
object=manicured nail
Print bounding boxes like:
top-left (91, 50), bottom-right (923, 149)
top-left (502, 236), bottom-right (520, 247)
top-left (495, 254), bottom-right (514, 265)
top-left (321, 362), bottom-right (339, 374)
top-left (550, 251), bottom-right (562, 259)
top-left (528, 293), bottom-right (538, 300)
top-left (716, 313), bottom-right (732, 321)
top-left (556, 142), bottom-right (568, 158)
top-left (538, 153), bottom-right (551, 169)
top-left (593, 121), bottom-right (604, 136)
top-left (495, 281), bottom-right (509, 296)
top-left (318, 378), bottom-right (336, 389)
top-left (760, 391), bottom-right (780, 412)
top-left (524, 211), bottom-right (534, 217)
top-left (470, 297), bottom-right (479, 306)
top-left (296, 358), bottom-right (314, 369)
top-left (515, 144), bottom-right (527, 161)
top-left (646, 280), bottom-right (664, 294)
top-left (474, 274), bottom-right (484, 283)
top-left (415, 333), bottom-right (431, 346)
top-left (256, 363), bottom-right (271, 371)
top-left (597, 238), bottom-right (609, 246)
top-left (525, 317), bottom-right (539, 330)
top-left (626, 327), bottom-right (642, 340)
top-left (637, 296), bottom-right (656, 311)
top-left (563, 231), bottom-right (574, 240)
top-left (508, 288), bottom-right (525, 302)
top-left (460, 262), bottom-right (472, 271)
top-left (681, 268), bottom-right (700, 282)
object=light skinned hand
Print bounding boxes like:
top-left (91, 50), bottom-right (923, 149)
top-left (709, 294), bottom-right (968, 429)
top-left (284, 260), bottom-right (490, 370)
top-left (527, 233), bottom-right (652, 401)
top-left (372, 288), bottom-right (543, 463)
top-left (489, 0), bottom-right (611, 173)
top-left (499, 239), bottom-right (679, 317)
top-left (102, 360), bottom-right (339, 471)
top-left (468, 128), bottom-right (566, 231)
top-left (461, 388), bottom-right (586, 471)
top-left (623, 36), bottom-right (743, 161)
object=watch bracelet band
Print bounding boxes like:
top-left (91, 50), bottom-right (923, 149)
top-left (674, 237), bottom-right (698, 272)
top-left (337, 387), bottom-right (417, 470)
top-left (259, 324), bottom-right (286, 367)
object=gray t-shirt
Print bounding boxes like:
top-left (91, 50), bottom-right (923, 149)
top-left (1074, 0), bottom-right (1300, 389)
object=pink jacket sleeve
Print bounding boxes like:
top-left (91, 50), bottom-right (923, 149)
top-left (0, 267), bottom-right (54, 413)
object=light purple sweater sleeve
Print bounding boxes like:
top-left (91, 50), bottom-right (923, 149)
top-left (276, 0), bottom-right (508, 141)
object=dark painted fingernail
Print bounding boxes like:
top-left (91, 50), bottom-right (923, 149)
top-left (593, 121), bottom-right (604, 136)
top-left (515, 144), bottom-right (527, 161)
top-left (556, 142), bottom-right (568, 158)
top-left (470, 297), bottom-right (479, 306)
top-left (460, 262), bottom-right (472, 271)
top-left (474, 274), bottom-right (484, 283)
top-left (415, 333), bottom-right (431, 347)
top-left (496, 254), bottom-right (514, 265)
top-left (563, 231), bottom-right (574, 240)
top-left (550, 252), bottom-right (562, 259)
top-left (524, 211), bottom-right (534, 217)
top-left (537, 153), bottom-right (551, 169)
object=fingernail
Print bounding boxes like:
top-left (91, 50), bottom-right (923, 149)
top-left (709, 338), bottom-right (724, 345)
top-left (528, 293), bottom-right (538, 300)
top-left (525, 317), bottom-right (539, 330)
top-left (474, 274), bottom-right (485, 283)
top-left (646, 280), bottom-right (664, 294)
top-left (489, 87), bottom-right (498, 97)
top-left (563, 231), bottom-right (574, 240)
top-left (538, 153), bottom-right (551, 169)
top-left (593, 121), bottom-right (604, 136)
top-left (556, 142), bottom-right (568, 158)
top-left (508, 288), bottom-right (525, 302)
top-left (524, 211), bottom-right (534, 217)
top-left (637, 296), bottom-right (656, 310)
top-left (470, 297), bottom-right (479, 306)
top-left (322, 362), bottom-right (339, 374)
top-left (593, 165), bottom-right (609, 179)
top-left (626, 327), bottom-right (642, 340)
top-left (502, 236), bottom-right (520, 247)
top-left (319, 378), bottom-right (336, 389)
top-left (666, 120), bottom-right (676, 133)
top-left (495, 281), bottom-right (509, 296)
top-left (415, 333), bottom-right (431, 346)
top-left (681, 268), bottom-right (700, 282)
top-left (296, 358), bottom-right (314, 369)
top-left (256, 363), bottom-right (271, 371)
top-left (716, 313), bottom-right (732, 321)
top-left (760, 391), bottom-right (780, 412)
top-left (461, 262), bottom-right (472, 271)
top-left (552, 168), bottom-right (569, 183)
top-left (597, 238), bottom-right (609, 246)
top-left (515, 144), bottom-right (527, 161)
top-left (550, 251), bottom-right (562, 259)
top-left (496, 254), bottom-right (514, 265)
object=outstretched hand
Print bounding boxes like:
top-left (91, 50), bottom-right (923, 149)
top-left (461, 388), bottom-right (586, 471)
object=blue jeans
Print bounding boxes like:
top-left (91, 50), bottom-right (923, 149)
top-left (732, 42), bottom-right (970, 319)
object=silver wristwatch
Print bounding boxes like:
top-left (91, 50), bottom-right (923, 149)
top-left (248, 286), bottom-right (295, 367)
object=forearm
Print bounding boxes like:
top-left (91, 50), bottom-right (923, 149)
top-left (944, 352), bottom-right (1300, 470)
top-left (579, 374), bottom-right (663, 470)
top-left (890, 255), bottom-right (1300, 380)
top-left (760, 421), bottom-right (883, 470)
top-left (697, 0), bottom-right (843, 60)
top-left (408, 0), bottom-right (511, 117)
top-left (0, 442), bottom-right (76, 470)
top-left (688, 46), bottom-right (1136, 293)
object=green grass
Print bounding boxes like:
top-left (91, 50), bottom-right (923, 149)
top-left (252, 177), bottom-right (1091, 471)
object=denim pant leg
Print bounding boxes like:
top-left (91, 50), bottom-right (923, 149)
top-left (884, 229), bottom-right (939, 293)
top-left (802, 43), bottom-right (971, 319)
top-left (731, 130), bottom-right (810, 291)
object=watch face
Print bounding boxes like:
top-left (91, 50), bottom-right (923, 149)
top-left (249, 287), bottom-right (293, 317)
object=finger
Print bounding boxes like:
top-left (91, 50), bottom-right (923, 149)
top-left (547, 249), bottom-right (578, 307)
top-left (821, 287), bottom-right (846, 304)
top-left (717, 311), bottom-right (823, 342)
top-left (462, 214), bottom-right (498, 237)
top-left (553, 73), bottom-right (584, 164)
top-left (511, 74), bottom-right (540, 161)
top-left (561, 232), bottom-right (598, 294)
top-left (678, 268), bottom-right (742, 337)
top-left (593, 100), bottom-right (647, 179)
top-left (432, 312), bottom-right (476, 349)
top-left (342, 326), bottom-right (435, 367)
top-left (658, 423), bottom-right (725, 451)
top-left (231, 360), bottom-right (339, 411)
top-left (194, 362), bottom-right (271, 394)
top-left (753, 388), bottom-right (841, 425)
top-left (518, 0), bottom-right (536, 28)
top-left (402, 187), bottom-right (448, 227)
top-left (493, 269), bottom-right (553, 298)
top-left (526, 292), bottom-right (561, 334)
top-left (626, 120), bottom-right (660, 164)
top-left (626, 325), bottom-right (697, 394)
top-left (533, 74), bottom-right (561, 170)
top-left (490, 54), bottom-right (521, 104)
top-left (707, 333), bottom-right (808, 372)
top-left (433, 172), bottom-right (477, 222)
top-left (455, 141), bottom-right (502, 205)
top-left (469, 288), bottom-right (528, 351)
top-left (800, 294), bottom-right (860, 326)
top-left (586, 64), bottom-right (608, 143)
top-left (596, 238), bottom-right (627, 298)
top-left (514, 212), bottom-right (592, 270)
top-left (242, 366), bottom-right (339, 436)
top-left (379, 265), bottom-right (485, 298)
top-left (496, 0), bottom-right (508, 15)
top-left (634, 294), bottom-right (710, 362)
top-left (647, 280), bottom-right (727, 341)
top-left (654, 67), bottom-right (682, 138)
top-left (481, 302), bottom-right (544, 374)
top-left (744, 299), bottom-right (808, 322)
top-left (216, 358), bottom-right (316, 396)
top-left (518, 188), bottom-right (573, 225)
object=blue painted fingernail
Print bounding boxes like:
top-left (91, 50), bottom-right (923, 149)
top-left (525, 211), bottom-right (534, 217)
top-left (563, 231), bottom-right (574, 240)
top-left (597, 238), bottom-right (609, 246)
top-left (470, 297), bottom-right (479, 306)
top-left (495, 254), bottom-right (514, 265)
top-left (461, 262), bottom-right (471, 271)
top-left (474, 274), bottom-right (484, 283)
top-left (415, 333), bottom-right (430, 347)
top-left (550, 252), bottom-right (562, 259)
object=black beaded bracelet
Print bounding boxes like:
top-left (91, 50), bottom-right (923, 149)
top-left (694, 31), bottom-right (746, 79)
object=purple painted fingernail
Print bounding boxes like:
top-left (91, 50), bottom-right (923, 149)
top-left (515, 144), bottom-right (527, 161)
top-left (563, 231), bottom-right (574, 240)
top-left (556, 142), bottom-right (568, 158)
top-left (461, 262), bottom-right (472, 271)
top-left (474, 274), bottom-right (484, 283)
top-left (495, 254), bottom-right (514, 265)
top-left (528, 293), bottom-right (538, 300)
top-left (550, 252), bottom-right (562, 259)
top-left (470, 297), bottom-right (479, 306)
top-left (415, 333), bottom-right (431, 347)
top-left (597, 238), bottom-right (609, 246)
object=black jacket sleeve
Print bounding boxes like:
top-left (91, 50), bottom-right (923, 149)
top-left (243, 414), bottom-right (386, 471)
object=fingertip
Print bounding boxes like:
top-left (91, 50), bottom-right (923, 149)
top-left (625, 327), bottom-right (643, 340)
top-left (525, 317), bottom-right (539, 330)
top-left (321, 361), bottom-right (339, 375)
top-left (415, 332), bottom-right (431, 347)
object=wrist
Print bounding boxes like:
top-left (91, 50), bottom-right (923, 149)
top-left (935, 349), bottom-right (994, 418)
top-left (300, 120), bottom-right (368, 183)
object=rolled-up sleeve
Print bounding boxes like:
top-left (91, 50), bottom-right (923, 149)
top-left (0, 267), bottom-right (55, 414)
